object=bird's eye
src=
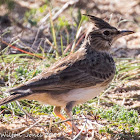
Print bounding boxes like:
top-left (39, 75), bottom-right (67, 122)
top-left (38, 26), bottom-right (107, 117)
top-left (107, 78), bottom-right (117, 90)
top-left (103, 30), bottom-right (110, 36)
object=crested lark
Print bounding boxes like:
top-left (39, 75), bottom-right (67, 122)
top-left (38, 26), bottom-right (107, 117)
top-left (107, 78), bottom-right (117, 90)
top-left (0, 15), bottom-right (134, 133)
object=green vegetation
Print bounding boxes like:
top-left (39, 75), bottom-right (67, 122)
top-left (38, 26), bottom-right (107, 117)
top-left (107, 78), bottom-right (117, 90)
top-left (0, 0), bottom-right (15, 11)
top-left (0, 52), bottom-right (139, 138)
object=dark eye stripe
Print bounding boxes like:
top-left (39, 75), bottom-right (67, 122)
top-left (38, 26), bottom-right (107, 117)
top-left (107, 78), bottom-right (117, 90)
top-left (116, 31), bottom-right (120, 34)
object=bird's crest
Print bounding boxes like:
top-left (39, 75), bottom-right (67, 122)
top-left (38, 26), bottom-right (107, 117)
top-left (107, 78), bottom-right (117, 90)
top-left (83, 14), bottom-right (116, 29)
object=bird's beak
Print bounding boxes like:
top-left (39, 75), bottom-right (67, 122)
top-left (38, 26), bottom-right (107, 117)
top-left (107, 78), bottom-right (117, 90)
top-left (119, 30), bottom-right (135, 37)
top-left (112, 30), bottom-right (134, 43)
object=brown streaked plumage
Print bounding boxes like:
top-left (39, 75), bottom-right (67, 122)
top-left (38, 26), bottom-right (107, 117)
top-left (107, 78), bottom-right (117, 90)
top-left (0, 15), bottom-right (134, 133)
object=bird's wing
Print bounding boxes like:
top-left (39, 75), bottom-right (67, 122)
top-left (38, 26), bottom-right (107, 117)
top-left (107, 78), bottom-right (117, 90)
top-left (10, 47), bottom-right (115, 93)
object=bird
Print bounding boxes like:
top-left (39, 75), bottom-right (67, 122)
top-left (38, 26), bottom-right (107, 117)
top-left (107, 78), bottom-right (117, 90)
top-left (0, 15), bottom-right (134, 133)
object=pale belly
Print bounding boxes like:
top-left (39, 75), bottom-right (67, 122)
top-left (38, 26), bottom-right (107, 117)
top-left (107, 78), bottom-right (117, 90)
top-left (25, 84), bottom-right (107, 108)
top-left (62, 85), bottom-right (106, 104)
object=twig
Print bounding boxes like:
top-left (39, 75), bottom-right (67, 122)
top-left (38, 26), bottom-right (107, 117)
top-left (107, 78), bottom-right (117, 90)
top-left (75, 32), bottom-right (85, 49)
top-left (54, 118), bottom-right (78, 125)
top-left (36, 118), bottom-right (86, 127)
top-left (31, 28), bottom-right (41, 50)
top-left (73, 120), bottom-right (87, 140)
top-left (15, 101), bottom-right (48, 133)
top-left (18, 118), bottom-right (43, 135)
top-left (63, 32), bottom-right (85, 54)
top-left (0, 38), bottom-right (44, 59)
top-left (40, 0), bottom-right (79, 30)
top-left (39, 9), bottom-right (56, 26)
top-left (37, 118), bottom-right (80, 127)
top-left (91, 121), bottom-right (104, 128)
top-left (52, 0), bottom-right (79, 21)
top-left (0, 109), bottom-right (6, 115)
top-left (15, 101), bottom-right (35, 122)
top-left (63, 43), bottom-right (72, 54)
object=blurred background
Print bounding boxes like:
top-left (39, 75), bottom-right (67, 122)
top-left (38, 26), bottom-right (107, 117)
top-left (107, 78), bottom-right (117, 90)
top-left (0, 0), bottom-right (140, 57)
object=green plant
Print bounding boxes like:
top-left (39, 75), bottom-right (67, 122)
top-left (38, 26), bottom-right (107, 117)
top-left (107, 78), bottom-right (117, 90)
top-left (0, 0), bottom-right (15, 11)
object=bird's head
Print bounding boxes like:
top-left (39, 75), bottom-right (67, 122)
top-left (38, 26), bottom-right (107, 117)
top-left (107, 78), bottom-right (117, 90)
top-left (84, 14), bottom-right (134, 51)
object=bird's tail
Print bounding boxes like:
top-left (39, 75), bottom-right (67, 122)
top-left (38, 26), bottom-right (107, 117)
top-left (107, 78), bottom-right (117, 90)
top-left (0, 89), bottom-right (32, 106)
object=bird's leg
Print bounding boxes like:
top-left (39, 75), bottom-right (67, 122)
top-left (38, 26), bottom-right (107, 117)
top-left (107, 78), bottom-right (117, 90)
top-left (54, 105), bottom-right (79, 134)
top-left (54, 106), bottom-right (72, 127)
top-left (65, 102), bottom-right (80, 134)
